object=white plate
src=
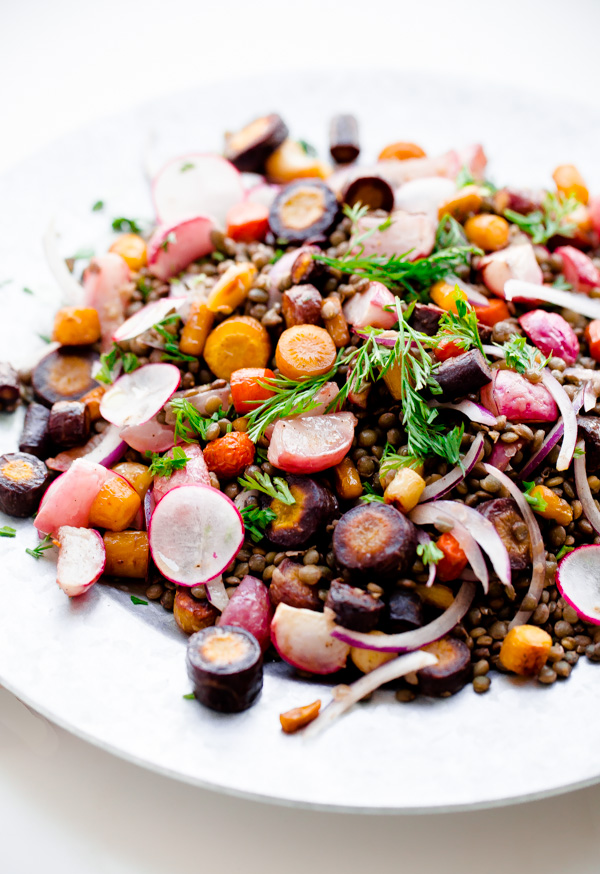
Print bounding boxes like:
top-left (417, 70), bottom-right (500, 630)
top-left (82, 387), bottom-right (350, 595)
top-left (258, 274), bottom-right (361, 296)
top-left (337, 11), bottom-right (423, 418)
top-left (1, 71), bottom-right (600, 813)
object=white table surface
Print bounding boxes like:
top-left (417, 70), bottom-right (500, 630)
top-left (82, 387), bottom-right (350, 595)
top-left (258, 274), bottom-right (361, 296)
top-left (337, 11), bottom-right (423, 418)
top-left (2, 1), bottom-right (600, 871)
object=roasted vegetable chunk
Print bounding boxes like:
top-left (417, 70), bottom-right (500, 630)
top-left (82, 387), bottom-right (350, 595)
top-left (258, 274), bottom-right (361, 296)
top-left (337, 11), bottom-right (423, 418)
top-left (325, 579), bottom-right (384, 632)
top-left (19, 403), bottom-right (51, 459)
top-left (174, 589), bottom-right (219, 635)
top-left (265, 475), bottom-right (337, 548)
top-left (478, 498), bottom-right (531, 571)
top-left (48, 400), bottom-right (91, 449)
top-left (269, 558), bottom-right (322, 612)
top-left (418, 637), bottom-right (471, 696)
top-left (0, 451), bottom-right (51, 517)
top-left (32, 349), bottom-right (98, 406)
top-left (384, 589), bottom-right (423, 634)
top-left (281, 284), bottom-right (323, 328)
top-left (500, 625), bottom-right (552, 676)
top-left (186, 625), bottom-right (263, 713)
top-left (224, 113), bottom-right (288, 172)
top-left (269, 180), bottom-right (340, 245)
top-left (333, 503), bottom-right (417, 577)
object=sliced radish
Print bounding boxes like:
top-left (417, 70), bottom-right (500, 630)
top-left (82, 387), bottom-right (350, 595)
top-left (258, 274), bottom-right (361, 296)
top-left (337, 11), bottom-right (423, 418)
top-left (152, 153), bottom-right (244, 227)
top-left (112, 297), bottom-right (187, 343)
top-left (264, 382), bottom-right (340, 440)
top-left (46, 424), bottom-right (127, 472)
top-left (148, 484), bottom-right (244, 586)
top-left (556, 545), bottom-right (600, 625)
top-left (120, 415), bottom-right (176, 454)
top-left (267, 412), bottom-right (357, 474)
top-left (519, 309), bottom-right (579, 366)
top-left (218, 575), bottom-right (273, 652)
top-left (555, 245), bottom-right (600, 293)
top-left (480, 242), bottom-right (543, 299)
top-left (100, 363), bottom-right (180, 428)
top-left (56, 526), bottom-right (105, 597)
top-left (147, 216), bottom-right (215, 281)
top-left (356, 210), bottom-right (435, 261)
top-left (343, 281), bottom-right (397, 329)
top-left (270, 603), bottom-right (350, 675)
top-left (394, 176), bottom-right (456, 221)
top-left (153, 443), bottom-right (210, 503)
top-left (35, 459), bottom-right (114, 535)
top-left (83, 253), bottom-right (131, 350)
top-left (480, 370), bottom-right (558, 423)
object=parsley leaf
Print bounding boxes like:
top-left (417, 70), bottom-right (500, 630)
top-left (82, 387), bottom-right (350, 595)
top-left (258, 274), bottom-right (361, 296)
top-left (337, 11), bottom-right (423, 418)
top-left (26, 533), bottom-right (53, 559)
top-left (22, 287), bottom-right (34, 295)
top-left (146, 446), bottom-right (189, 478)
top-left (183, 692), bottom-right (195, 700)
top-left (0, 526), bottom-right (16, 537)
top-left (455, 166), bottom-right (475, 189)
top-left (504, 191), bottom-right (579, 245)
top-left (298, 139), bottom-right (317, 157)
top-left (38, 334), bottom-right (52, 344)
top-left (523, 482), bottom-right (548, 512)
top-left (240, 505), bottom-right (277, 542)
top-left (237, 470), bottom-right (295, 505)
top-left (359, 483), bottom-right (385, 503)
top-left (169, 397), bottom-right (229, 443)
top-left (553, 274), bottom-right (573, 291)
top-left (92, 200), bottom-right (104, 212)
top-left (95, 344), bottom-right (140, 384)
top-left (112, 217), bottom-right (144, 234)
top-left (180, 162), bottom-right (195, 173)
top-left (556, 545), bottom-right (574, 561)
top-left (417, 540), bottom-right (444, 565)
top-left (500, 335), bottom-right (548, 375)
top-left (131, 595), bottom-right (148, 605)
top-left (151, 313), bottom-right (195, 363)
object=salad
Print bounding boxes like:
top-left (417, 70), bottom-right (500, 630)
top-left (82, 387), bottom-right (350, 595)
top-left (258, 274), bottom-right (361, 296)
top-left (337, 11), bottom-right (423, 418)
top-left (1, 111), bottom-right (600, 735)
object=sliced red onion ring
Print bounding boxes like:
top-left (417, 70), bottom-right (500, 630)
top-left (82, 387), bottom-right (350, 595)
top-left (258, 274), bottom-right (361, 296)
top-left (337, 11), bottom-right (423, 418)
top-left (43, 220), bottom-right (86, 305)
top-left (205, 576), bottom-right (230, 612)
top-left (488, 437), bottom-right (525, 472)
top-left (430, 400), bottom-right (498, 426)
top-left (482, 463), bottom-right (546, 628)
top-left (574, 439), bottom-right (600, 537)
top-left (584, 380), bottom-right (599, 412)
top-left (419, 432), bottom-right (484, 503)
top-left (481, 344), bottom-right (505, 359)
top-left (303, 649), bottom-right (440, 738)
top-left (112, 297), bottom-right (187, 343)
top-left (519, 386), bottom-right (584, 480)
top-left (410, 504), bottom-right (489, 592)
top-left (330, 581), bottom-right (476, 653)
top-left (541, 370), bottom-right (577, 471)
top-left (416, 529), bottom-right (437, 587)
top-left (100, 363), bottom-right (181, 428)
top-left (556, 544), bottom-right (600, 626)
top-left (351, 328), bottom-right (399, 348)
top-left (504, 279), bottom-right (600, 319)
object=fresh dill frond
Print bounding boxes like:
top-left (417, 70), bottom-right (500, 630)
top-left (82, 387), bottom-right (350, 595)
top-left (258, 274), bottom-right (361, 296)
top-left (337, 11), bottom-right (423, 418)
top-left (504, 191), bottom-right (579, 245)
top-left (500, 335), bottom-right (548, 374)
top-left (169, 398), bottom-right (229, 443)
top-left (26, 533), bottom-right (53, 559)
top-left (435, 296), bottom-right (486, 358)
top-left (237, 470), bottom-right (295, 505)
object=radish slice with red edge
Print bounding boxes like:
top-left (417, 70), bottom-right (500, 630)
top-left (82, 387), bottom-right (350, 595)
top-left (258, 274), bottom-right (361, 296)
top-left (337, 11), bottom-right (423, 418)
top-left (218, 575), bottom-right (273, 651)
top-left (330, 581), bottom-right (476, 653)
top-left (83, 253), bottom-right (131, 351)
top-left (482, 462), bottom-right (546, 628)
top-left (120, 415), bottom-right (176, 454)
top-left (574, 439), bottom-right (600, 538)
top-left (267, 412), bottom-right (357, 475)
top-left (419, 432), bottom-right (484, 503)
top-left (504, 279), bottom-right (600, 319)
top-left (100, 363), bottom-right (181, 428)
top-left (303, 649), bottom-right (439, 738)
top-left (147, 216), bottom-right (215, 281)
top-left (112, 297), bottom-right (187, 343)
top-left (556, 544), bottom-right (600, 625)
top-left (148, 484), bottom-right (243, 586)
top-left (205, 576), bottom-right (229, 611)
top-left (410, 504), bottom-right (489, 592)
top-left (56, 526), bottom-right (105, 597)
top-left (35, 459), bottom-right (114, 535)
top-left (152, 153), bottom-right (244, 227)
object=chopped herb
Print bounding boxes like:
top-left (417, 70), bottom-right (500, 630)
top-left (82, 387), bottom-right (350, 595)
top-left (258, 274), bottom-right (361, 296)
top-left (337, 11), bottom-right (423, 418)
top-left (112, 217), bottom-right (143, 234)
top-left (553, 274), bottom-right (573, 291)
top-left (500, 335), bottom-right (548, 374)
top-left (504, 191), bottom-right (579, 245)
top-left (169, 397), bottom-right (229, 443)
top-left (137, 276), bottom-right (153, 302)
top-left (38, 334), bottom-right (51, 344)
top-left (212, 251), bottom-right (225, 262)
top-left (0, 526), bottom-right (16, 537)
top-left (556, 545), bottom-right (574, 561)
top-left (237, 470), bottom-right (295, 505)
top-left (180, 162), bottom-right (195, 172)
top-left (523, 482), bottom-right (548, 513)
top-left (0, 279), bottom-right (13, 288)
top-left (92, 200), bottom-right (105, 212)
top-left (26, 534), bottom-right (53, 559)
top-left (435, 214), bottom-right (469, 249)
top-left (71, 248), bottom-right (94, 260)
top-left (455, 166), bottom-right (475, 188)
top-left (435, 296), bottom-right (486, 358)
top-left (240, 505), bottom-right (277, 542)
top-left (379, 444), bottom-right (423, 478)
top-left (160, 232), bottom-right (177, 252)
top-left (359, 483), bottom-right (385, 503)
top-left (573, 446), bottom-right (585, 457)
top-left (22, 287), bottom-right (34, 295)
top-left (183, 692), bottom-right (195, 700)
top-left (131, 595), bottom-right (148, 605)
top-left (417, 540), bottom-right (444, 565)
top-left (146, 446), bottom-right (189, 478)
top-left (96, 344), bottom-right (140, 384)
top-left (269, 248), bottom-right (285, 264)
top-left (151, 313), bottom-right (195, 363)
top-left (298, 139), bottom-right (318, 157)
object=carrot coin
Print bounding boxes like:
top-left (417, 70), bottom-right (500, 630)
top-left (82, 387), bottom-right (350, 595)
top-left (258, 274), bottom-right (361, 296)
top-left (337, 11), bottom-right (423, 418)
top-left (275, 324), bottom-right (336, 381)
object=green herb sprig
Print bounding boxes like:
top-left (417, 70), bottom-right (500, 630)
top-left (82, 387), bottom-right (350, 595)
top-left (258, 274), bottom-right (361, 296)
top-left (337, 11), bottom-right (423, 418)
top-left (417, 540), bottom-right (444, 565)
top-left (240, 505), bottom-right (277, 542)
top-left (151, 313), bottom-right (195, 364)
top-left (169, 398), bottom-right (230, 443)
top-left (359, 483), bottom-right (385, 503)
top-left (523, 482), bottom-right (548, 512)
top-left (379, 444), bottom-right (423, 479)
top-left (500, 335), bottom-right (548, 375)
top-left (556, 544), bottom-right (574, 560)
top-left (436, 296), bottom-right (486, 358)
top-left (146, 446), bottom-right (189, 478)
top-left (237, 470), bottom-right (295, 505)
top-left (112, 217), bottom-right (144, 234)
top-left (26, 533), bottom-right (53, 559)
top-left (131, 595), bottom-right (148, 605)
top-left (96, 343), bottom-right (140, 384)
top-left (0, 526), bottom-right (16, 537)
top-left (504, 191), bottom-right (579, 245)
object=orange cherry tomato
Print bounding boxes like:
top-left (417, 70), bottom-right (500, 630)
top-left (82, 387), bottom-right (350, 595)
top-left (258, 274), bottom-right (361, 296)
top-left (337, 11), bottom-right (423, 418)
top-left (203, 431), bottom-right (255, 479)
top-left (435, 532), bottom-right (468, 582)
top-left (225, 201), bottom-right (270, 243)
top-left (230, 367), bottom-right (277, 414)
top-left (434, 337), bottom-right (466, 361)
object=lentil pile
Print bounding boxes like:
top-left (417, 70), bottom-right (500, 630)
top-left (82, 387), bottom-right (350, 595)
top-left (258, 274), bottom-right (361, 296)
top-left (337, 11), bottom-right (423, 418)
top-left (3, 112), bottom-right (600, 725)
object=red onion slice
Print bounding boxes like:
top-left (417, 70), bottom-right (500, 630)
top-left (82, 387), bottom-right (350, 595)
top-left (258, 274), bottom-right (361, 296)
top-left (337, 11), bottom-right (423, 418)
top-left (488, 437), bottom-right (525, 472)
top-left (416, 529), bottom-right (437, 587)
top-left (504, 279), bottom-right (600, 319)
top-left (419, 433), bottom-right (484, 502)
top-left (330, 581), bottom-right (476, 653)
top-left (205, 576), bottom-right (230, 612)
top-left (303, 649), bottom-right (440, 738)
top-left (482, 463), bottom-right (546, 627)
top-left (519, 386), bottom-right (584, 479)
top-left (574, 439), bottom-right (600, 537)
top-left (584, 380), bottom-right (599, 412)
top-left (351, 328), bottom-right (399, 348)
top-left (410, 505), bottom-right (489, 591)
top-left (541, 371), bottom-right (577, 471)
top-left (430, 400), bottom-right (498, 426)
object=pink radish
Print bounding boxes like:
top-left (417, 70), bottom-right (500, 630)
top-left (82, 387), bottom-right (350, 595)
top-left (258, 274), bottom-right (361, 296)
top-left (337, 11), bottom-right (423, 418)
top-left (218, 575), bottom-right (273, 652)
top-left (356, 210), bottom-right (435, 261)
top-left (56, 526), bottom-right (105, 597)
top-left (271, 603), bottom-right (350, 674)
top-left (480, 370), bottom-right (558, 422)
top-left (112, 297), bottom-right (187, 343)
top-left (152, 443), bottom-right (210, 502)
top-left (46, 424), bottom-right (127, 472)
top-left (555, 245), bottom-right (600, 293)
top-left (267, 412), bottom-right (357, 474)
top-left (556, 545), bottom-right (600, 625)
top-left (480, 243), bottom-right (543, 299)
top-left (121, 415), bottom-right (176, 453)
top-left (83, 253), bottom-right (131, 350)
top-left (264, 382), bottom-right (340, 440)
top-left (343, 281), bottom-right (397, 329)
top-left (35, 459), bottom-right (114, 534)
top-left (246, 181), bottom-right (279, 209)
top-left (394, 177), bottom-right (456, 221)
top-left (147, 216), bottom-right (215, 281)
top-left (100, 363), bottom-right (181, 428)
top-left (152, 153), bottom-right (244, 227)
top-left (148, 484), bottom-right (244, 586)
top-left (519, 309), bottom-right (580, 365)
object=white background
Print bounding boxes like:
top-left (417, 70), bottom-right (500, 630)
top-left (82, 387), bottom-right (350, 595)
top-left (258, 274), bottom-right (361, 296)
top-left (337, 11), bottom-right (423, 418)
top-left (2, 1), bottom-right (600, 871)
